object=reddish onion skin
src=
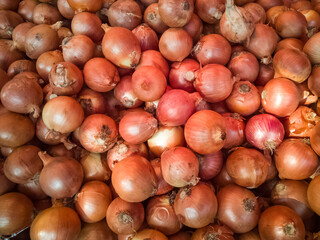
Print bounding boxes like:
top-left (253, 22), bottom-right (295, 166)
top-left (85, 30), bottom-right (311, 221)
top-left (245, 114), bottom-right (285, 152)
top-left (32, 3), bottom-right (62, 25)
top-left (67, 0), bottom-right (103, 12)
top-left (83, 58), bottom-right (120, 93)
top-left (0, 39), bottom-right (24, 71)
top-left (194, 64), bottom-right (235, 103)
top-left (185, 110), bottom-right (226, 154)
top-left (192, 223), bottom-right (234, 240)
top-left (106, 197), bottom-right (145, 235)
top-left (156, 89), bottom-right (196, 126)
top-left (79, 114), bottom-right (118, 153)
top-left (0, 112), bottom-right (35, 148)
top-left (190, 92), bottom-right (212, 112)
top-left (255, 63), bottom-right (274, 86)
top-left (183, 13), bottom-right (203, 42)
top-left (192, 34), bottom-right (231, 66)
top-left (0, 10), bottom-right (23, 39)
top-left (132, 24), bottom-right (159, 51)
top-left (275, 139), bottom-right (319, 180)
top-left (7, 60), bottom-right (36, 79)
top-left (119, 111), bottom-right (158, 144)
top-left (136, 50), bottom-right (169, 78)
top-left (197, 151), bottom-right (224, 180)
top-left (258, 205), bottom-right (305, 240)
top-left (221, 113), bottom-right (245, 149)
top-left (212, 163), bottom-right (234, 188)
top-left (36, 50), bottom-right (64, 82)
top-left (217, 184), bottom-right (260, 233)
top-left (146, 194), bottom-right (182, 235)
top-left (244, 3), bottom-right (266, 24)
top-left (195, 0), bottom-right (225, 24)
top-left (12, 22), bottom-right (35, 52)
top-left (0, 162), bottom-right (15, 196)
top-left (143, 3), bottom-right (169, 34)
top-left (161, 146), bottom-right (199, 187)
top-left (102, 26), bottom-right (141, 69)
top-left (111, 155), bottom-right (158, 202)
top-left (174, 182), bottom-right (218, 228)
top-left (17, 0), bottom-right (38, 22)
top-left (261, 78), bottom-right (300, 117)
top-left (150, 158), bottom-right (174, 195)
top-left (57, 0), bottom-right (75, 19)
top-left (226, 147), bottom-right (270, 188)
top-left (310, 122), bottom-right (320, 156)
top-left (307, 175), bottom-right (320, 216)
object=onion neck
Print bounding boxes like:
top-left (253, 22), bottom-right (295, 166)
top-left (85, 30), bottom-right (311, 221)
top-left (226, 0), bottom-right (235, 10)
top-left (101, 23), bottom-right (111, 33)
top-left (38, 151), bottom-right (55, 166)
top-left (50, 21), bottom-right (63, 31)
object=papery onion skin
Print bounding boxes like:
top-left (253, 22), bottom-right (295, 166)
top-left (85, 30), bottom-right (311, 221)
top-left (243, 2), bottom-right (266, 24)
top-left (0, 39), bottom-right (24, 71)
top-left (79, 114), bottom-right (118, 153)
top-left (197, 151), bottom-right (224, 180)
top-left (184, 110), bottom-right (226, 154)
top-left (217, 184), bottom-right (260, 233)
top-left (191, 223), bottom-right (234, 240)
top-left (0, 192), bottom-right (34, 236)
top-left (307, 175), bottom-right (320, 216)
top-left (77, 220), bottom-right (116, 240)
top-left (106, 197), bottom-right (145, 235)
top-left (226, 147), bottom-right (270, 188)
top-left (310, 121), bottom-right (320, 156)
top-left (222, 113), bottom-right (245, 149)
top-left (303, 31), bottom-right (320, 65)
top-left (30, 205), bottom-right (81, 240)
top-left (36, 50), bottom-right (64, 82)
top-left (136, 50), bottom-right (169, 78)
top-left (308, 65), bottom-right (320, 97)
top-left (150, 158), bottom-right (174, 195)
top-left (111, 155), bottom-right (157, 202)
top-left (258, 205), bottom-right (305, 240)
top-left (7, 60), bottom-right (36, 79)
top-left (143, 3), bottom-right (169, 34)
top-left (261, 78), bottom-right (300, 117)
top-left (132, 229), bottom-right (168, 240)
top-left (174, 182), bottom-right (218, 228)
top-left (274, 138), bottom-right (319, 180)
top-left (67, 0), bottom-right (103, 12)
top-left (195, 0), bottom-right (225, 24)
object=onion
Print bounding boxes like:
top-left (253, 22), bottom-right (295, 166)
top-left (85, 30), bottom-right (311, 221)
top-left (159, 28), bottom-right (193, 62)
top-left (243, 3), bottom-right (266, 24)
top-left (136, 50), bottom-right (169, 78)
top-left (291, 1), bottom-right (312, 11)
top-left (182, 13), bottom-right (203, 42)
top-left (18, 0), bottom-right (39, 22)
top-left (192, 34), bottom-right (231, 66)
top-left (307, 175), bottom-right (320, 215)
top-left (255, 63), bottom-right (274, 86)
top-left (168, 231), bottom-right (192, 240)
top-left (132, 229), bottom-right (168, 240)
top-left (261, 78), bottom-right (300, 117)
top-left (77, 220), bottom-right (116, 240)
top-left (36, 50), bottom-right (64, 82)
top-left (32, 3), bottom-right (62, 25)
top-left (197, 151), bottom-right (223, 180)
top-left (0, 10), bottom-right (23, 39)
top-left (271, 179), bottom-right (314, 221)
top-left (0, 69), bottom-right (9, 92)
top-left (75, 181), bottom-right (112, 223)
top-left (275, 10), bottom-right (308, 38)
top-left (30, 203), bottom-right (81, 240)
top-left (77, 88), bottom-right (108, 116)
top-left (308, 65), bottom-right (320, 97)
top-left (192, 223), bottom-right (234, 240)
top-left (0, 0), bottom-right (20, 10)
top-left (256, 0), bottom-right (285, 10)
top-left (25, 22), bottom-right (61, 60)
top-left (150, 158), bottom-right (174, 195)
top-left (273, 48), bottom-right (311, 83)
top-left (111, 155), bottom-right (157, 202)
top-left (169, 59), bottom-right (199, 93)
top-left (42, 96), bottom-right (84, 134)
top-left (227, 51), bottom-right (259, 82)
top-left (222, 113), bottom-right (245, 149)
top-left (79, 114), bottom-right (118, 153)
top-left (132, 66), bottom-right (167, 101)
top-left (143, 3), bottom-right (168, 34)
top-left (303, 32), bottom-right (320, 65)
top-left (148, 126), bottom-right (185, 157)
top-left (0, 39), bottom-right (23, 71)
top-left (217, 184), bottom-right (260, 233)
top-left (226, 147), bottom-right (270, 188)
top-left (102, 25), bottom-right (141, 69)
top-left (0, 192), bottom-right (34, 236)
top-left (236, 229), bottom-right (260, 240)
top-left (190, 92), bottom-right (212, 112)
top-left (156, 89), bottom-right (195, 126)
top-left (103, 91), bottom-right (126, 122)
top-left (0, 112), bottom-right (35, 148)
top-left (57, 0), bottom-right (75, 19)
top-left (194, 64), bottom-right (235, 103)
top-left (161, 146), bottom-right (199, 187)
top-left (220, 0), bottom-right (255, 43)
top-left (47, 143), bottom-right (75, 158)
top-left (13, 24), bottom-right (35, 53)
top-left (174, 182), bottom-right (218, 228)
top-left (119, 111), bottom-right (158, 144)
top-left (3, 145), bottom-right (42, 184)
top-left (0, 162), bottom-right (15, 196)
top-left (39, 152), bottom-right (83, 199)
top-left (62, 34), bottom-right (95, 68)
top-left (266, 5), bottom-right (288, 27)
top-left (281, 106), bottom-right (319, 138)
top-left (245, 23), bottom-right (279, 64)
top-left (310, 122), bottom-right (320, 156)
top-left (245, 114), bottom-right (284, 152)
top-left (185, 110), bottom-right (226, 154)
top-left (212, 163), bottom-right (234, 188)
top-left (195, 0), bottom-right (225, 24)
top-left (107, 140), bottom-right (148, 171)
top-left (17, 179), bottom-right (47, 201)
top-left (7, 60), bottom-right (36, 79)
top-left (275, 138), bottom-right (319, 180)
top-left (67, 0), bottom-right (103, 12)
top-left (301, 10), bottom-right (320, 37)
top-left (146, 194), bottom-right (182, 235)
top-left (108, 0), bottom-right (142, 30)
top-left (258, 205), bottom-right (305, 240)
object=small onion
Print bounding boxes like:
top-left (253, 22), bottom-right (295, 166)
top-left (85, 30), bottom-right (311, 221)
top-left (0, 39), bottom-right (24, 71)
top-left (36, 50), bottom-right (64, 82)
top-left (136, 50), bottom-right (169, 78)
top-left (57, 0), bottom-right (75, 19)
top-left (12, 22), bottom-right (35, 52)
top-left (143, 3), bottom-right (168, 34)
top-left (195, 0), bottom-right (225, 24)
top-left (67, 0), bottom-right (103, 12)
top-left (222, 113), bottom-right (246, 149)
top-left (7, 60), bottom-right (36, 79)
top-left (307, 175), bottom-right (320, 216)
top-left (17, 0), bottom-right (38, 22)
top-left (32, 3), bottom-right (62, 25)
top-left (132, 24), bottom-right (159, 51)
top-left (77, 88), bottom-right (108, 116)
top-left (182, 13), bottom-right (203, 42)
top-left (150, 158), bottom-right (174, 195)
top-left (197, 151), bottom-right (223, 180)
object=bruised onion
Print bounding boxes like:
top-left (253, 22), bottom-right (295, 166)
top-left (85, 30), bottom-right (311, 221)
top-left (77, 88), bottom-right (108, 116)
top-left (143, 3), bottom-right (168, 34)
top-left (36, 50), bottom-right (64, 82)
top-left (111, 155), bottom-right (157, 202)
top-left (195, 0), bottom-right (225, 24)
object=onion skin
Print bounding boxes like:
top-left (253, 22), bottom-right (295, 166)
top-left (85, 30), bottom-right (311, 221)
top-left (307, 175), bottom-right (320, 216)
top-left (132, 229), bottom-right (168, 240)
top-left (195, 0), bottom-right (225, 24)
top-left (222, 113), bottom-right (245, 149)
top-left (0, 69), bottom-right (9, 91)
top-left (32, 3), bottom-right (62, 25)
top-left (150, 158), bottom-right (174, 195)
top-left (0, 10), bottom-right (23, 39)
top-left (0, 162), bottom-right (15, 196)
top-left (197, 151), bottom-right (224, 180)
top-left (143, 3), bottom-right (169, 34)
top-left (0, 112), bottom-right (35, 148)
top-left (30, 205), bottom-right (81, 240)
top-left (308, 65), bottom-right (320, 97)
top-left (258, 205), bottom-right (305, 240)
top-left (67, 0), bottom-right (103, 12)
top-left (132, 24), bottom-right (159, 51)
top-left (111, 155), bottom-right (157, 202)
top-left (77, 88), bottom-right (108, 117)
top-left (36, 50), bottom-right (64, 82)
top-left (77, 220), bottom-right (116, 240)
top-left (7, 60), bottom-right (36, 79)
top-left (136, 50), bottom-right (169, 78)
top-left (174, 182), bottom-right (218, 228)
top-left (274, 138), bottom-right (319, 180)
top-left (191, 223), bottom-right (234, 240)
top-left (0, 0), bottom-right (20, 10)
top-left (275, 38), bottom-right (304, 53)
top-left (0, 39), bottom-right (24, 71)
top-left (183, 13), bottom-right (203, 42)
top-left (57, 0), bottom-right (75, 19)
top-left (310, 122), bottom-right (320, 156)
top-left (0, 192), bottom-right (34, 236)
top-left (244, 2), bottom-right (266, 24)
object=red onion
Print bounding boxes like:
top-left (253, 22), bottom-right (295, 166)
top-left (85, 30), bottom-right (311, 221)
top-left (132, 24), bottom-right (159, 51)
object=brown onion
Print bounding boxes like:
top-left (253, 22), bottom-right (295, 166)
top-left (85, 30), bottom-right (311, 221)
top-left (195, 0), bottom-right (225, 24)
top-left (197, 151), bottom-right (224, 180)
top-left (57, 0), bottom-right (75, 19)
top-left (301, 10), bottom-right (320, 37)
top-left (310, 122), bottom-right (320, 156)
top-left (174, 182), bottom-right (218, 228)
top-left (0, 192), bottom-right (34, 236)
top-left (132, 24), bottom-right (159, 51)
top-left (67, 0), bottom-right (103, 12)
top-left (275, 38), bottom-right (304, 53)
top-left (77, 220), bottom-right (116, 240)
top-left (303, 32), bottom-right (320, 64)
top-left (0, 69), bottom-right (9, 92)
top-left (150, 158), bottom-right (174, 195)
top-left (217, 184), bottom-right (260, 233)
top-left (18, 179), bottom-right (47, 201)
top-left (32, 3), bottom-right (62, 25)
top-left (255, 63), bottom-right (274, 86)
top-left (212, 163), bottom-right (234, 188)
top-left (275, 138), bottom-right (319, 180)
top-left (266, 5), bottom-right (288, 27)
top-left (0, 39), bottom-right (23, 71)
top-left (256, 0), bottom-right (284, 10)
top-left (307, 175), bottom-right (320, 215)
top-left (275, 10), bottom-right (308, 38)
top-left (0, 112), bottom-right (35, 147)
top-left (220, 0), bottom-right (255, 43)
top-left (7, 60), bottom-right (36, 79)
top-left (0, 10), bottom-right (23, 39)
top-left (0, 162), bottom-right (15, 196)
top-left (111, 155), bottom-right (157, 202)
top-left (132, 229), bottom-right (168, 240)
top-left (77, 88), bottom-right (108, 116)
top-left (136, 50), bottom-right (169, 78)
top-left (192, 223), bottom-right (234, 240)
top-left (36, 50), bottom-right (64, 82)
top-left (308, 65), bottom-right (320, 97)
top-left (222, 113), bottom-right (245, 149)
top-left (0, 0), bottom-right (20, 10)
top-left (143, 3), bottom-right (168, 34)
top-left (244, 2), bottom-right (266, 24)
top-left (18, 0), bottom-right (39, 22)
top-left (182, 13), bottom-right (203, 42)
top-left (108, 0), bottom-right (142, 30)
